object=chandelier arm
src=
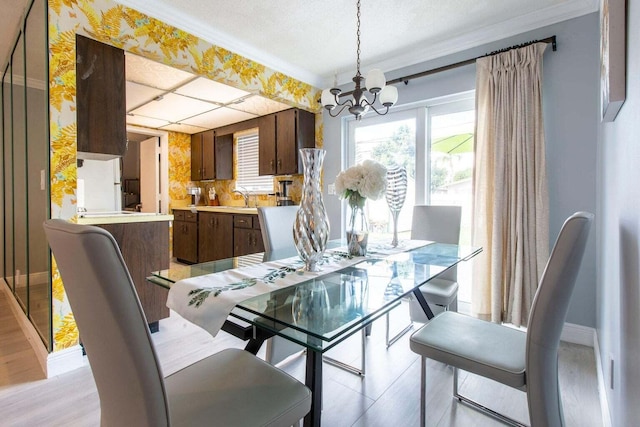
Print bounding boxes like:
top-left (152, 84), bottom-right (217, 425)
top-left (363, 103), bottom-right (391, 116)
top-left (328, 103), bottom-right (353, 117)
top-left (334, 94), bottom-right (355, 108)
top-left (358, 92), bottom-right (378, 107)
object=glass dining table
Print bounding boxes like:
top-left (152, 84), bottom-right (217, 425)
top-left (148, 241), bottom-right (481, 427)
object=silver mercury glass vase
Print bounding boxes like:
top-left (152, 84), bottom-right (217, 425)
top-left (293, 148), bottom-right (330, 272)
top-left (386, 166), bottom-right (407, 247)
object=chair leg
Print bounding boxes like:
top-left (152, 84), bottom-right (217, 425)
top-left (385, 311), bottom-right (413, 347)
top-left (452, 367), bottom-right (529, 427)
top-left (323, 329), bottom-right (366, 376)
top-left (420, 355), bottom-right (426, 427)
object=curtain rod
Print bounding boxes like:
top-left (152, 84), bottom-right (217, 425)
top-left (337, 35), bottom-right (557, 98)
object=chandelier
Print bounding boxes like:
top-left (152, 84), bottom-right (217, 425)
top-left (321, 0), bottom-right (398, 120)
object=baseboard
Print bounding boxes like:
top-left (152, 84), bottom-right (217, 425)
top-left (46, 345), bottom-right (86, 377)
top-left (594, 334), bottom-right (612, 427)
top-left (1, 284), bottom-right (48, 376)
top-left (560, 322), bottom-right (595, 347)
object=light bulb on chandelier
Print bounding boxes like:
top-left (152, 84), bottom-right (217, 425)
top-left (320, 0), bottom-right (398, 120)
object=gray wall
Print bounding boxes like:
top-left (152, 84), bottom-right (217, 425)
top-left (323, 13), bottom-right (600, 327)
top-left (598, 1), bottom-right (640, 424)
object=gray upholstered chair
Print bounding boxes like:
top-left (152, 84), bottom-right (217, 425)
top-left (386, 205), bottom-right (462, 346)
top-left (44, 219), bottom-right (311, 427)
top-left (257, 206), bottom-right (367, 375)
top-left (257, 205), bottom-right (298, 253)
top-left (410, 211), bottom-right (593, 427)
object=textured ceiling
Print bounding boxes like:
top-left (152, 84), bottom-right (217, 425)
top-left (116, 0), bottom-right (599, 87)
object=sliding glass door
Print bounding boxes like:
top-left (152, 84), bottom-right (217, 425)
top-left (345, 92), bottom-right (475, 305)
top-left (347, 109), bottom-right (420, 242)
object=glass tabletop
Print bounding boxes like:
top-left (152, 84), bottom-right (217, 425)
top-left (149, 241), bottom-right (480, 352)
top-left (234, 243), bottom-right (479, 352)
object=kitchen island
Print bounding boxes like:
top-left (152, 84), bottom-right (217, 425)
top-left (78, 212), bottom-right (174, 331)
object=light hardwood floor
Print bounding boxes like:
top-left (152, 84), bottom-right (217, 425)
top-left (0, 290), bottom-right (603, 426)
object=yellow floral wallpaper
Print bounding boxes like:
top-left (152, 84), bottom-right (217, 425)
top-left (48, 0), bottom-right (322, 351)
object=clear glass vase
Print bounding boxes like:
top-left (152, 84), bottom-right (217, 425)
top-left (293, 148), bottom-right (330, 272)
top-left (347, 196), bottom-right (369, 256)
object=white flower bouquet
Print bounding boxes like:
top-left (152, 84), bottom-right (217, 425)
top-left (335, 159), bottom-right (387, 208)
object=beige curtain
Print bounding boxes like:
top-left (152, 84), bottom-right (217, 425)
top-left (471, 43), bottom-right (549, 327)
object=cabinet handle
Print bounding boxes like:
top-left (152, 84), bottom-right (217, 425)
top-left (277, 159), bottom-right (282, 170)
top-left (270, 159), bottom-right (275, 172)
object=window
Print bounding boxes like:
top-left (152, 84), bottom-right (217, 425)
top-left (235, 129), bottom-right (273, 193)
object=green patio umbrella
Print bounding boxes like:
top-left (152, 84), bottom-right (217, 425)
top-left (432, 133), bottom-right (474, 154)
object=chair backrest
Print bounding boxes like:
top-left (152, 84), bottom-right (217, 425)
top-left (525, 212), bottom-right (593, 427)
top-left (257, 206), bottom-right (298, 252)
top-left (43, 219), bottom-right (169, 426)
top-left (411, 205), bottom-right (462, 281)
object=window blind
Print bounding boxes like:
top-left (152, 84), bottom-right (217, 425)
top-left (235, 132), bottom-right (273, 192)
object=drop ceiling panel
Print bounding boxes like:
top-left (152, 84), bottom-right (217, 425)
top-left (228, 94), bottom-right (292, 116)
top-left (126, 81), bottom-right (165, 111)
top-left (161, 123), bottom-right (209, 134)
top-left (126, 52), bottom-right (195, 90)
top-left (126, 115), bottom-right (170, 129)
top-left (130, 93), bottom-right (216, 122)
top-left (174, 77), bottom-right (251, 104)
top-left (182, 107), bottom-right (256, 129)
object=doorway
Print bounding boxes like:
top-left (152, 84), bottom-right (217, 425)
top-left (125, 126), bottom-right (169, 214)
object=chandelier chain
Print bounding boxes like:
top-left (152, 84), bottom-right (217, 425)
top-left (356, 0), bottom-right (361, 76)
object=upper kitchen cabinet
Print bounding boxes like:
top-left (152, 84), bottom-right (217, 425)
top-left (258, 108), bottom-right (315, 175)
top-left (76, 35), bottom-right (126, 160)
top-left (214, 133), bottom-right (233, 180)
top-left (191, 129), bottom-right (215, 181)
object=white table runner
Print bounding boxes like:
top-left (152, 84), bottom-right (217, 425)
top-left (166, 240), bottom-right (431, 337)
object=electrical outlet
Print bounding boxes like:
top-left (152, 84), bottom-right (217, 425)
top-left (40, 170), bottom-right (45, 190)
top-left (328, 183), bottom-right (336, 195)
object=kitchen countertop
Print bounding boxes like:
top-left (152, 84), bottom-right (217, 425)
top-left (77, 212), bottom-right (174, 225)
top-left (172, 206), bottom-right (261, 215)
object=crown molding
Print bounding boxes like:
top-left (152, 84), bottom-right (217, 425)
top-left (332, 0), bottom-right (599, 87)
top-left (117, 0), bottom-right (598, 90)
top-left (115, 0), bottom-right (325, 88)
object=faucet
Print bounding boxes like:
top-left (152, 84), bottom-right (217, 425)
top-left (233, 187), bottom-right (250, 207)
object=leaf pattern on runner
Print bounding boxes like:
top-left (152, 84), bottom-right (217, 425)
top-left (187, 278), bottom-right (257, 307)
top-left (187, 250), bottom-right (352, 307)
top-left (262, 265), bottom-right (300, 283)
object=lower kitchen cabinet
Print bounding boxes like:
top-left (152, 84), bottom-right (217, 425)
top-left (199, 212), bottom-right (234, 262)
top-left (97, 221), bottom-right (170, 329)
top-left (173, 210), bottom-right (198, 264)
top-left (233, 214), bottom-right (265, 256)
top-left (173, 209), bottom-right (266, 263)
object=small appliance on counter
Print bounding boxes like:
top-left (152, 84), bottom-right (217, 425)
top-left (277, 180), bottom-right (294, 206)
top-left (187, 186), bottom-right (202, 206)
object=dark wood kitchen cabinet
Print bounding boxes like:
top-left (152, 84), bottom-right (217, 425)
top-left (199, 212), bottom-right (234, 262)
top-left (191, 130), bottom-right (215, 180)
top-left (214, 133), bottom-right (234, 179)
top-left (97, 221), bottom-right (170, 329)
top-left (258, 108), bottom-right (315, 175)
top-left (233, 214), bottom-right (265, 256)
top-left (76, 34), bottom-right (126, 159)
top-left (173, 210), bottom-right (198, 264)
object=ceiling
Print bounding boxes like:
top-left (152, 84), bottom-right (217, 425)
top-left (2, 0), bottom-right (599, 135)
top-left (115, 0), bottom-right (599, 88)
top-left (124, 52), bottom-right (291, 135)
